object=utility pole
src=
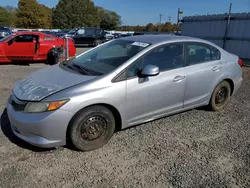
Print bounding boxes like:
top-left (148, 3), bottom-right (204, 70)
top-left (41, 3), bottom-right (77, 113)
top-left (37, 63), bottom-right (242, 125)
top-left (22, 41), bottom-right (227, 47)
top-left (168, 16), bottom-right (172, 23)
top-left (223, 3), bottom-right (232, 49)
top-left (159, 14), bottom-right (164, 24)
top-left (176, 8), bottom-right (183, 35)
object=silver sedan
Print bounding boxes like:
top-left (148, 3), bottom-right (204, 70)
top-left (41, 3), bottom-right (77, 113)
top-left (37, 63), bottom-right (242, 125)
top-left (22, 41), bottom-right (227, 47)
top-left (7, 35), bottom-right (243, 151)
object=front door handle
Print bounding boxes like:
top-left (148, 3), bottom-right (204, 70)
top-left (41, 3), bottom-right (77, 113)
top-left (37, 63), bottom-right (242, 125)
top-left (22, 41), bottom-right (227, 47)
top-left (173, 75), bottom-right (186, 82)
top-left (212, 66), bottom-right (221, 71)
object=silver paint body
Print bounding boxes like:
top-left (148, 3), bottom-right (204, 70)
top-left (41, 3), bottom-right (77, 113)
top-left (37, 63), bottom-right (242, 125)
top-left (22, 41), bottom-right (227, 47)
top-left (7, 35), bottom-right (243, 148)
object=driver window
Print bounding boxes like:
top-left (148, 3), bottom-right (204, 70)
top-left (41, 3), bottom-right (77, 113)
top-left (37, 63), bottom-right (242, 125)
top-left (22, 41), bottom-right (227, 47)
top-left (77, 29), bottom-right (85, 35)
top-left (127, 43), bottom-right (184, 78)
top-left (14, 35), bottom-right (33, 43)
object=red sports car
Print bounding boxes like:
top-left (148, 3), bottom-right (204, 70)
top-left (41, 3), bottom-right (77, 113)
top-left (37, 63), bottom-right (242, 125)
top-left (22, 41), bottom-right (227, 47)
top-left (0, 31), bottom-right (76, 64)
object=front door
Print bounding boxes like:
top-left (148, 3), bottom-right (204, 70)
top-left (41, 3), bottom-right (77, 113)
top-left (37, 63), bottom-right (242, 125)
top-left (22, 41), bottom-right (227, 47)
top-left (126, 43), bottom-right (187, 125)
top-left (183, 42), bottom-right (223, 108)
top-left (5, 34), bottom-right (36, 61)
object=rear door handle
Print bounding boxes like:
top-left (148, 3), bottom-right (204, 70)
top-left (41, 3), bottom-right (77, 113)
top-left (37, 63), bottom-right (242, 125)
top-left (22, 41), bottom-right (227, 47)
top-left (212, 66), bottom-right (221, 71)
top-left (173, 75), bottom-right (186, 82)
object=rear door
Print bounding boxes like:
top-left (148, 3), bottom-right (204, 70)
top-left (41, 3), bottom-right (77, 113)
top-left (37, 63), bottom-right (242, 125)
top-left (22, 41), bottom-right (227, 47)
top-left (84, 28), bottom-right (96, 44)
top-left (4, 34), bottom-right (36, 61)
top-left (183, 42), bottom-right (222, 108)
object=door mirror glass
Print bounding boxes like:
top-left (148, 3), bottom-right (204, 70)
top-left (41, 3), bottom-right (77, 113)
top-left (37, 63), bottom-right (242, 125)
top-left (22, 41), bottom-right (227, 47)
top-left (7, 39), bottom-right (14, 46)
top-left (141, 65), bottom-right (159, 77)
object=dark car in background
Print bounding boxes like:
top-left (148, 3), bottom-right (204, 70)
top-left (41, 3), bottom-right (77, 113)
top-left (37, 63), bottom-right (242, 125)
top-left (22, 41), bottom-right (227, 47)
top-left (0, 26), bottom-right (12, 39)
top-left (121, 33), bottom-right (133, 37)
top-left (41, 30), bottom-right (58, 36)
top-left (56, 27), bottom-right (106, 46)
top-left (113, 33), bottom-right (122, 39)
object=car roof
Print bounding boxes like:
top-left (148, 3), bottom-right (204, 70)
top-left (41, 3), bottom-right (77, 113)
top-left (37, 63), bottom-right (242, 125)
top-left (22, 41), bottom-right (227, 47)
top-left (15, 31), bottom-right (45, 35)
top-left (121, 34), bottom-right (204, 45)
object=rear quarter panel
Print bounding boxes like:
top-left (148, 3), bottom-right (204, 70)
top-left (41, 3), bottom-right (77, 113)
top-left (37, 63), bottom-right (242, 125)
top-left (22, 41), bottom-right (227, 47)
top-left (36, 34), bottom-right (59, 61)
top-left (212, 50), bottom-right (242, 95)
top-left (37, 35), bottom-right (55, 60)
top-left (221, 52), bottom-right (242, 94)
top-left (68, 38), bottom-right (76, 57)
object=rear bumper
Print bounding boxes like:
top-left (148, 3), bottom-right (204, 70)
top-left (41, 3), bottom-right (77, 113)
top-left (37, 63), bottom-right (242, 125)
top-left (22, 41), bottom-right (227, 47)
top-left (7, 103), bottom-right (74, 148)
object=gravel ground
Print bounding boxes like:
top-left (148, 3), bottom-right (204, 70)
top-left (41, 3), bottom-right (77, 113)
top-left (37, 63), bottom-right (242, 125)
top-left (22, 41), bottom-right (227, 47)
top-left (0, 52), bottom-right (250, 187)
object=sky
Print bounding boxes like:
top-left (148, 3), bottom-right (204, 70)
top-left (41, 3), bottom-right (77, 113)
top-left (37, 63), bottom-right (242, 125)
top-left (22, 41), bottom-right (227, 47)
top-left (1, 0), bottom-right (250, 25)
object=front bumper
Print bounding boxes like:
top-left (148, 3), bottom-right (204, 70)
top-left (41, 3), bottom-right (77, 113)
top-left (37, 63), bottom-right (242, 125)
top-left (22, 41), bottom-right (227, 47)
top-left (7, 103), bottom-right (74, 148)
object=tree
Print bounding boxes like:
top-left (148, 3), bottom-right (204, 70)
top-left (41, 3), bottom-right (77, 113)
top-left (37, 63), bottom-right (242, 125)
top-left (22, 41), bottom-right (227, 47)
top-left (40, 5), bottom-right (52, 28)
top-left (145, 23), bottom-right (155, 32)
top-left (0, 6), bottom-right (16, 27)
top-left (52, 0), bottom-right (99, 29)
top-left (16, 0), bottom-right (46, 28)
top-left (97, 6), bottom-right (121, 30)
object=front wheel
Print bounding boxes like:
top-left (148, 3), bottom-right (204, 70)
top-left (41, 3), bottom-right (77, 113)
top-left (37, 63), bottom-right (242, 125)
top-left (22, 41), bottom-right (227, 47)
top-left (209, 81), bottom-right (231, 111)
top-left (69, 106), bottom-right (115, 151)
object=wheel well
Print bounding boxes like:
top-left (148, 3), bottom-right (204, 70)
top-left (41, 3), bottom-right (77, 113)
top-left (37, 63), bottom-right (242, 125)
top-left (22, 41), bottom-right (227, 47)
top-left (66, 103), bottom-right (122, 140)
top-left (224, 79), bottom-right (234, 95)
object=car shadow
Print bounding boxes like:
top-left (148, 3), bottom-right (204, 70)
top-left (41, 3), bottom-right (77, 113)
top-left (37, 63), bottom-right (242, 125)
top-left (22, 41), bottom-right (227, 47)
top-left (0, 108), bottom-right (55, 152)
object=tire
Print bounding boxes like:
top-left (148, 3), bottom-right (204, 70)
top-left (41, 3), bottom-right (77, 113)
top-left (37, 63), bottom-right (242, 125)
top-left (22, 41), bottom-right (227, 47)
top-left (93, 39), bottom-right (102, 46)
top-left (209, 81), bottom-right (231, 111)
top-left (46, 49), bottom-right (58, 65)
top-left (69, 105), bottom-right (115, 151)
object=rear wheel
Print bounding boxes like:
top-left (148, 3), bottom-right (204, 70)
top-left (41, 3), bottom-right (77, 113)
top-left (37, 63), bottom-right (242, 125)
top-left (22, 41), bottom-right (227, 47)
top-left (209, 81), bottom-right (231, 111)
top-left (69, 105), bottom-right (115, 151)
top-left (46, 49), bottom-right (58, 65)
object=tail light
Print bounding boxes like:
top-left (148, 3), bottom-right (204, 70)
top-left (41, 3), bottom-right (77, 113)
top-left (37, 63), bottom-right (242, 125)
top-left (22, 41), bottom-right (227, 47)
top-left (238, 58), bottom-right (243, 67)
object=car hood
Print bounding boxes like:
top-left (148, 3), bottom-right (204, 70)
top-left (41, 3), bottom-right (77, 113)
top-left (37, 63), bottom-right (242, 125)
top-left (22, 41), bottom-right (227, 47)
top-left (13, 64), bottom-right (96, 101)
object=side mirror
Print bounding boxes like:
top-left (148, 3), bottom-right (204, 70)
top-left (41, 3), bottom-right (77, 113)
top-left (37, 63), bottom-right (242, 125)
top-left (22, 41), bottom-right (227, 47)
top-left (7, 40), bottom-right (14, 46)
top-left (141, 65), bottom-right (160, 77)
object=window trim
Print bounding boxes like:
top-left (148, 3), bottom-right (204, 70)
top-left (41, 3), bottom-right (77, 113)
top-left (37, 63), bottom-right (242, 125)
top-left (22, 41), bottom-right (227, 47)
top-left (125, 42), bottom-right (185, 80)
top-left (184, 42), bottom-right (221, 67)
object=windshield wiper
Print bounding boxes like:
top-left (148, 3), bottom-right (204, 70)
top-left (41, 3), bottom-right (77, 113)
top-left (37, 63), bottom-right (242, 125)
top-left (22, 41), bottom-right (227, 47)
top-left (72, 64), bottom-right (91, 75)
top-left (63, 62), bottom-right (103, 76)
top-left (63, 63), bottom-right (89, 75)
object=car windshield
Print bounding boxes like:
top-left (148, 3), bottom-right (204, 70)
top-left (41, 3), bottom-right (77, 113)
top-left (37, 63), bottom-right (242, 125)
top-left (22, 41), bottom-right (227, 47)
top-left (0, 34), bottom-right (12, 42)
top-left (68, 28), bottom-right (78, 34)
top-left (67, 39), bottom-right (150, 75)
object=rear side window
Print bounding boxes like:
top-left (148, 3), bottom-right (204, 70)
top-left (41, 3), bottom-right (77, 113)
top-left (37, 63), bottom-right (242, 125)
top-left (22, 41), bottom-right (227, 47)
top-left (85, 28), bottom-right (96, 35)
top-left (186, 43), bottom-right (220, 65)
top-left (210, 46), bottom-right (221, 60)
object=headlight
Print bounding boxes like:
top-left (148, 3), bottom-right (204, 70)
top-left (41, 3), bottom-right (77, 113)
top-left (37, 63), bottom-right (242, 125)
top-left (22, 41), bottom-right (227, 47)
top-left (24, 100), bottom-right (69, 113)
